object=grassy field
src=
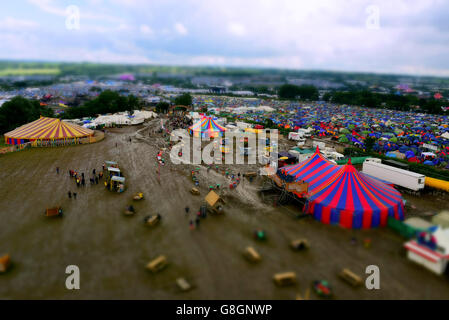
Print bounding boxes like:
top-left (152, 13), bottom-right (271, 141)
top-left (0, 68), bottom-right (60, 76)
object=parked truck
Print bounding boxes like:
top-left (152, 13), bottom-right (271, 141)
top-left (362, 159), bottom-right (425, 191)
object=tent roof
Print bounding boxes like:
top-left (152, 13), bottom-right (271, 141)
top-left (306, 160), bottom-right (404, 228)
top-left (5, 116), bottom-right (93, 140)
top-left (111, 176), bottom-right (125, 183)
top-left (277, 147), bottom-right (340, 194)
top-left (205, 190), bottom-right (222, 207)
top-left (188, 116), bottom-right (226, 134)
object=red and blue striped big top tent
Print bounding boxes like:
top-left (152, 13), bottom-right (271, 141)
top-left (305, 159), bottom-right (405, 229)
top-left (276, 147), bottom-right (341, 196)
top-left (188, 116), bottom-right (226, 138)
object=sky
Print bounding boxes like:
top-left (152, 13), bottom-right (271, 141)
top-left (1, 0), bottom-right (449, 76)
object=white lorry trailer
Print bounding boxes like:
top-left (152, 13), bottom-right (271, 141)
top-left (362, 159), bottom-right (425, 191)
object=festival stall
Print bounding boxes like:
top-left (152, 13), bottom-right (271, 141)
top-left (404, 227), bottom-right (449, 275)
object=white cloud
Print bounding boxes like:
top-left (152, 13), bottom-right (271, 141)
top-left (228, 22), bottom-right (246, 36)
top-left (28, 0), bottom-right (124, 23)
top-left (3, 0), bottom-right (449, 76)
top-left (27, 0), bottom-right (65, 15)
top-left (152, 52), bottom-right (304, 69)
top-left (174, 22), bottom-right (188, 35)
top-left (0, 17), bottom-right (39, 30)
top-left (140, 24), bottom-right (154, 36)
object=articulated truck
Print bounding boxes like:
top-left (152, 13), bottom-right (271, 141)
top-left (362, 159), bottom-right (425, 191)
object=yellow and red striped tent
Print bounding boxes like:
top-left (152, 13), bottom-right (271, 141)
top-left (4, 116), bottom-right (94, 145)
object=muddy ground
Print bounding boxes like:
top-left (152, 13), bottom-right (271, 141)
top-left (0, 122), bottom-right (448, 300)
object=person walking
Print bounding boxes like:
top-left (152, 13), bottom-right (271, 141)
top-left (68, 191), bottom-right (72, 199)
top-left (93, 169), bottom-right (96, 175)
top-left (95, 176), bottom-right (99, 184)
top-left (56, 167), bottom-right (59, 174)
top-left (81, 178), bottom-right (85, 186)
top-left (185, 207), bottom-right (190, 215)
top-left (73, 192), bottom-right (77, 200)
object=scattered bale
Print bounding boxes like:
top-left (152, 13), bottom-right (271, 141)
top-left (176, 278), bottom-right (192, 292)
top-left (144, 214), bottom-right (161, 227)
top-left (146, 255), bottom-right (167, 273)
top-left (273, 272), bottom-right (297, 287)
top-left (339, 268), bottom-right (363, 287)
top-left (243, 246), bottom-right (261, 263)
top-left (290, 239), bottom-right (310, 251)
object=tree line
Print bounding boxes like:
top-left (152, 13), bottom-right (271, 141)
top-left (0, 96), bottom-right (54, 134)
top-left (60, 90), bottom-right (141, 119)
top-left (323, 90), bottom-right (447, 114)
top-left (278, 84), bottom-right (319, 100)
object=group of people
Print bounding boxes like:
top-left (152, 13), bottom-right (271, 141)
top-left (185, 206), bottom-right (203, 230)
top-left (67, 167), bottom-right (104, 199)
top-left (169, 115), bottom-right (192, 131)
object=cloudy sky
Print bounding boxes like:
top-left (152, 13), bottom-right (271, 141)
top-left (1, 0), bottom-right (449, 76)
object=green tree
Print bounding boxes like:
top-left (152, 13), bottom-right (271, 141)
top-left (364, 136), bottom-right (376, 152)
top-left (156, 102), bottom-right (170, 114)
top-left (174, 93), bottom-right (192, 106)
top-left (296, 85), bottom-right (319, 100)
top-left (127, 94), bottom-right (139, 114)
top-left (0, 96), bottom-right (54, 134)
top-left (278, 84), bottom-right (300, 99)
top-left (264, 119), bottom-right (275, 128)
top-left (60, 90), bottom-right (144, 119)
top-left (278, 84), bottom-right (318, 100)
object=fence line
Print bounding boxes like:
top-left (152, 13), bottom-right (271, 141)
top-left (0, 142), bottom-right (32, 155)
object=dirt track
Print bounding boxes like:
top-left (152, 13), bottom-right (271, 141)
top-left (0, 124), bottom-right (448, 300)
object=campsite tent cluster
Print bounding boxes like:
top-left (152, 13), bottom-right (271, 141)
top-left (276, 148), bottom-right (405, 229)
top-left (195, 96), bottom-right (449, 170)
top-left (4, 116), bottom-right (93, 145)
